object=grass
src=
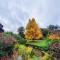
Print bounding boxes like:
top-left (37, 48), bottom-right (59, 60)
top-left (26, 39), bottom-right (56, 51)
top-left (32, 55), bottom-right (40, 60)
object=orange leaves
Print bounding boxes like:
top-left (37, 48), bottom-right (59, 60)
top-left (25, 18), bottom-right (43, 40)
top-left (48, 33), bottom-right (60, 40)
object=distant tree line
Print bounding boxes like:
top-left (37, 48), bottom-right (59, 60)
top-left (48, 25), bottom-right (60, 30)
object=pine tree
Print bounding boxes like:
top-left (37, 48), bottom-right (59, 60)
top-left (25, 18), bottom-right (43, 40)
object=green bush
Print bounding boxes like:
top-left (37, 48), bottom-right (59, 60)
top-left (14, 34), bottom-right (27, 44)
top-left (0, 34), bottom-right (16, 57)
top-left (0, 50), bottom-right (6, 57)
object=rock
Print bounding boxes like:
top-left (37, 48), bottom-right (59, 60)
top-left (17, 56), bottom-right (22, 60)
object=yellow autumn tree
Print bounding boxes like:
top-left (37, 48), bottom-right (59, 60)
top-left (25, 18), bottom-right (43, 40)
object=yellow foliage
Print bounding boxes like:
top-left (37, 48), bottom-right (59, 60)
top-left (25, 46), bottom-right (33, 54)
top-left (25, 18), bottom-right (43, 40)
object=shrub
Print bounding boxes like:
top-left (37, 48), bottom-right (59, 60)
top-left (0, 35), bottom-right (17, 57)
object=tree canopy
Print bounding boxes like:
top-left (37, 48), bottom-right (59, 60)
top-left (25, 18), bottom-right (43, 40)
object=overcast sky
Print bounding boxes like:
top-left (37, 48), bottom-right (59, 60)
top-left (0, 0), bottom-right (60, 33)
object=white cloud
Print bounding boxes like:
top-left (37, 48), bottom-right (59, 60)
top-left (0, 0), bottom-right (60, 33)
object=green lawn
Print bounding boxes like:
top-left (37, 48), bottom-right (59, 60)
top-left (26, 39), bottom-right (56, 51)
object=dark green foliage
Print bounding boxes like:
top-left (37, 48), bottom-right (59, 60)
top-left (48, 25), bottom-right (55, 30)
top-left (48, 25), bottom-right (60, 30)
top-left (18, 27), bottom-right (25, 38)
top-left (4, 32), bottom-right (13, 37)
top-left (42, 29), bottom-right (49, 37)
top-left (0, 40), bottom-right (3, 49)
top-left (0, 44), bottom-right (14, 57)
top-left (0, 23), bottom-right (3, 28)
top-left (0, 28), bottom-right (4, 32)
top-left (0, 50), bottom-right (6, 57)
top-left (14, 34), bottom-right (27, 44)
top-left (0, 39), bottom-right (6, 57)
top-left (4, 44), bottom-right (14, 56)
top-left (0, 23), bottom-right (4, 32)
